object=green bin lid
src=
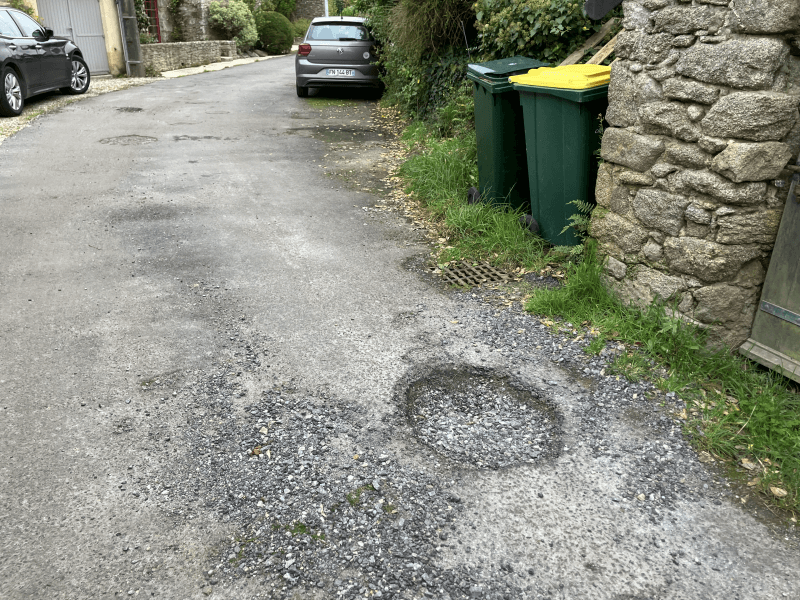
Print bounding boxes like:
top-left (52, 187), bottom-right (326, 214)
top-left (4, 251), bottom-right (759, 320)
top-left (467, 56), bottom-right (548, 80)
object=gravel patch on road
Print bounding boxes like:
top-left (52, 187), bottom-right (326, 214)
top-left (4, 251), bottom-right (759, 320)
top-left (0, 77), bottom-right (160, 145)
top-left (405, 367), bottom-right (561, 470)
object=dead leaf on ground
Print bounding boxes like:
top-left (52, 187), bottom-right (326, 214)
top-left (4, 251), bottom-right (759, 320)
top-left (698, 451), bottom-right (715, 464)
top-left (740, 458), bottom-right (758, 471)
top-left (770, 487), bottom-right (788, 498)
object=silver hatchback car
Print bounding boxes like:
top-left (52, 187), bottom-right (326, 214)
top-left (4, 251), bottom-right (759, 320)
top-left (294, 16), bottom-right (381, 97)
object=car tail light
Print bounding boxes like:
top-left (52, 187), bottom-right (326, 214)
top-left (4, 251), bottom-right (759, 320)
top-left (298, 44), bottom-right (311, 56)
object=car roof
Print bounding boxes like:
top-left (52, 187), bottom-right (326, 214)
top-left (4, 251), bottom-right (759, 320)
top-left (310, 16), bottom-right (366, 24)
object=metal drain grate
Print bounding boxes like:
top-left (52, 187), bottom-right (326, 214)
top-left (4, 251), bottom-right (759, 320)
top-left (431, 261), bottom-right (511, 286)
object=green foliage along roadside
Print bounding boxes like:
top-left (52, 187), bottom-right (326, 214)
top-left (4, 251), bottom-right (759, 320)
top-left (474, 0), bottom-right (620, 64)
top-left (255, 11), bottom-right (294, 54)
top-left (399, 123), bottom-right (547, 269)
top-left (292, 18), bottom-right (312, 38)
top-left (354, 0), bottom-right (476, 120)
top-left (209, 0), bottom-right (258, 50)
top-left (354, 0), bottom-right (620, 121)
top-left (272, 0), bottom-right (297, 18)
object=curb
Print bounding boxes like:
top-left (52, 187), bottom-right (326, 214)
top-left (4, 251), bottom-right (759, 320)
top-left (160, 55), bottom-right (283, 79)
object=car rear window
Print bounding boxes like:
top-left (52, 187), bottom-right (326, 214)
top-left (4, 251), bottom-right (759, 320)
top-left (0, 11), bottom-right (23, 37)
top-left (308, 23), bottom-right (372, 41)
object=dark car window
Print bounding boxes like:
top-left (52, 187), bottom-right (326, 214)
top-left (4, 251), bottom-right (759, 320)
top-left (9, 10), bottom-right (45, 39)
top-left (0, 10), bottom-right (23, 37)
top-left (309, 23), bottom-right (372, 41)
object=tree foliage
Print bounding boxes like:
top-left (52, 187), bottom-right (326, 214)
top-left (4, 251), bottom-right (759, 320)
top-left (352, 0), bottom-right (475, 119)
top-left (209, 0), bottom-right (258, 50)
top-left (272, 0), bottom-right (297, 18)
top-left (474, 0), bottom-right (618, 64)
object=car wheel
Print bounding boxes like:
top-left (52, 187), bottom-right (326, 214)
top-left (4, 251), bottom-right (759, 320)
top-left (1, 67), bottom-right (24, 117)
top-left (296, 85), bottom-right (309, 98)
top-left (61, 56), bottom-right (90, 95)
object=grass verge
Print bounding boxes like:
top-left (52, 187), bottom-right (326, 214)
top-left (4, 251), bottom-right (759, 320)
top-left (396, 120), bottom-right (800, 516)
top-left (398, 122), bottom-right (549, 270)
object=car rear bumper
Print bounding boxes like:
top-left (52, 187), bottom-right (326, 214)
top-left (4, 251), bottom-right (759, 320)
top-left (297, 76), bottom-right (383, 89)
top-left (295, 60), bottom-right (381, 89)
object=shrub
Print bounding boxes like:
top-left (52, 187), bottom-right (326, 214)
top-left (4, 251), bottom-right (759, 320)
top-left (389, 0), bottom-right (475, 59)
top-left (473, 0), bottom-right (618, 64)
top-left (209, 0), bottom-right (258, 50)
top-left (292, 18), bottom-right (311, 38)
top-left (255, 11), bottom-right (294, 54)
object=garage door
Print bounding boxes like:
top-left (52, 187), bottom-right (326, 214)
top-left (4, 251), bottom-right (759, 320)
top-left (37, 0), bottom-right (110, 74)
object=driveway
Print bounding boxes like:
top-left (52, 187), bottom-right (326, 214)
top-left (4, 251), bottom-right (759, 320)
top-left (0, 56), bottom-right (797, 600)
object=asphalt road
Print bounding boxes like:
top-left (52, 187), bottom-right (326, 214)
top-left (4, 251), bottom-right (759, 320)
top-left (1, 56), bottom-right (798, 600)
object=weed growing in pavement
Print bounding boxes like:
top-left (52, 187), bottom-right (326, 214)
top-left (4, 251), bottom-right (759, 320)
top-left (271, 521), bottom-right (326, 541)
top-left (346, 484), bottom-right (376, 507)
top-left (525, 241), bottom-right (800, 513)
top-left (306, 98), bottom-right (358, 108)
top-left (229, 535), bottom-right (258, 564)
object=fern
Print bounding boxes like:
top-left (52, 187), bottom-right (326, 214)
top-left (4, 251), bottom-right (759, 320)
top-left (559, 198), bottom-right (594, 237)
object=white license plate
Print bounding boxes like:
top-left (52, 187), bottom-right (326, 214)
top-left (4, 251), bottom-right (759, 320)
top-left (327, 69), bottom-right (355, 76)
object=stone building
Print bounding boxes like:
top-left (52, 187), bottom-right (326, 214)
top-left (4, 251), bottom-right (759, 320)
top-left (592, 0), bottom-right (800, 348)
top-left (153, 0), bottom-right (212, 42)
top-left (292, 0), bottom-right (325, 21)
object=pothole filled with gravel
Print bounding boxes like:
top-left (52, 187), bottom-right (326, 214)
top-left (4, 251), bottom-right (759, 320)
top-left (405, 367), bottom-right (561, 469)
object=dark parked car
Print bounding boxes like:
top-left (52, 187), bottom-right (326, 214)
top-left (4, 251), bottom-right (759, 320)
top-left (294, 16), bottom-right (381, 98)
top-left (0, 7), bottom-right (90, 117)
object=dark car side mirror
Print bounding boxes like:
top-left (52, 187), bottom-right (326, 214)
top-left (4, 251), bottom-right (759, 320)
top-left (43, 27), bottom-right (54, 39)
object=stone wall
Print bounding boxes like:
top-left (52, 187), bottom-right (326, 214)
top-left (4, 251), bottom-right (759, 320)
top-left (157, 0), bottom-right (214, 42)
top-left (141, 40), bottom-right (236, 73)
top-left (592, 0), bottom-right (800, 349)
top-left (292, 0), bottom-right (325, 20)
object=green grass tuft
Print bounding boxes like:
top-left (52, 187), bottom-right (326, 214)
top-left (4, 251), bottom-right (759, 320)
top-left (346, 484), bottom-right (375, 507)
top-left (398, 127), bottom-right (548, 270)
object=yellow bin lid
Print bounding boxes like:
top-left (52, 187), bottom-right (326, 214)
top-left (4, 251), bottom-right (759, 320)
top-left (509, 64), bottom-right (611, 90)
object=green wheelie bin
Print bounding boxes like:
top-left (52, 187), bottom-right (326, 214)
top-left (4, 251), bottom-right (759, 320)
top-left (509, 64), bottom-right (611, 246)
top-left (466, 56), bottom-right (548, 212)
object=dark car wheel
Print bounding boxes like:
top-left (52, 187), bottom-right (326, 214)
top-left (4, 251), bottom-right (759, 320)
top-left (61, 56), bottom-right (90, 95)
top-left (1, 67), bottom-right (24, 117)
top-left (296, 84), bottom-right (309, 98)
